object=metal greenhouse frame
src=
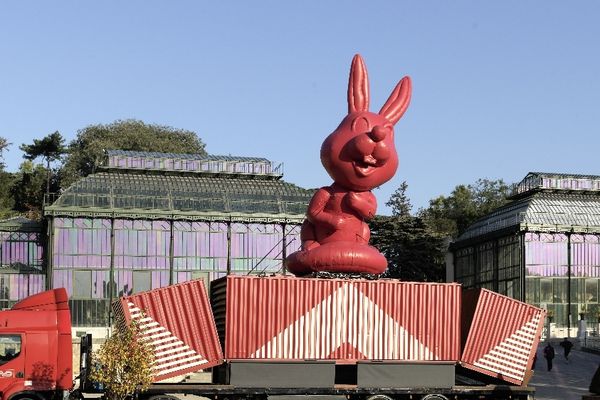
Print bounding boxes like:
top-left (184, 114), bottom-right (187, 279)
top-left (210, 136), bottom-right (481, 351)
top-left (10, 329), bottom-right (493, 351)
top-left (44, 151), bottom-right (312, 327)
top-left (449, 172), bottom-right (600, 338)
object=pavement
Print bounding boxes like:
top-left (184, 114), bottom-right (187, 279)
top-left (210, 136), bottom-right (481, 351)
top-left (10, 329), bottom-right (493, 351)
top-left (530, 343), bottom-right (600, 400)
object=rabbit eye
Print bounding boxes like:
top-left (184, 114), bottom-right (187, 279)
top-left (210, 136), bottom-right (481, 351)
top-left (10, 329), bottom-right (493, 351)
top-left (351, 117), bottom-right (371, 134)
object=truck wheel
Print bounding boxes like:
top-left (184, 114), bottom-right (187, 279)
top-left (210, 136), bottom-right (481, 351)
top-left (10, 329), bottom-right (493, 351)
top-left (366, 395), bottom-right (394, 400)
top-left (143, 395), bottom-right (179, 400)
top-left (10, 394), bottom-right (44, 400)
top-left (421, 395), bottom-right (449, 400)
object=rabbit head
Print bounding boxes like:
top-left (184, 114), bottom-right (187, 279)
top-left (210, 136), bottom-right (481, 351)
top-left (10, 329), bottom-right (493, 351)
top-left (321, 54), bottom-right (411, 192)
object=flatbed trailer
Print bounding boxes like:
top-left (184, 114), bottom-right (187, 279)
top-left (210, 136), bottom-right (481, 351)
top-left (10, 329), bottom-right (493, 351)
top-left (0, 289), bottom-right (539, 400)
top-left (75, 382), bottom-right (535, 400)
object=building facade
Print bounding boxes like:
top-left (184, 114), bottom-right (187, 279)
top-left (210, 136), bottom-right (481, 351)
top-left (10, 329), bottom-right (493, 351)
top-left (43, 150), bottom-right (312, 327)
top-left (448, 172), bottom-right (600, 337)
top-left (0, 217), bottom-right (45, 309)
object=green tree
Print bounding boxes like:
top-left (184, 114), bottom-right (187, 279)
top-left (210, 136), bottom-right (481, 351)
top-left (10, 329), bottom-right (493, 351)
top-left (0, 171), bottom-right (16, 219)
top-left (418, 178), bottom-right (514, 238)
top-left (370, 182), bottom-right (447, 282)
top-left (10, 161), bottom-right (49, 219)
top-left (60, 119), bottom-right (207, 189)
top-left (370, 215), bottom-right (447, 282)
top-left (0, 137), bottom-right (9, 169)
top-left (90, 320), bottom-right (155, 400)
top-left (20, 131), bottom-right (66, 197)
top-left (386, 181), bottom-right (412, 218)
top-left (0, 137), bottom-right (16, 219)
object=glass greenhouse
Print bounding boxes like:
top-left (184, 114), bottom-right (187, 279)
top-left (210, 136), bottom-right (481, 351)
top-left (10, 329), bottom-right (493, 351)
top-left (0, 217), bottom-right (45, 309)
top-left (448, 172), bottom-right (600, 337)
top-left (44, 150), bottom-right (313, 327)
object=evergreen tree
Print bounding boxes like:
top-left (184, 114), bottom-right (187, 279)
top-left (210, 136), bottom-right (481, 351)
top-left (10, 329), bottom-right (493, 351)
top-left (20, 131), bottom-right (66, 198)
top-left (0, 137), bottom-right (9, 169)
top-left (370, 182), bottom-right (447, 282)
top-left (386, 181), bottom-right (412, 218)
top-left (11, 161), bottom-right (50, 219)
top-left (0, 137), bottom-right (16, 219)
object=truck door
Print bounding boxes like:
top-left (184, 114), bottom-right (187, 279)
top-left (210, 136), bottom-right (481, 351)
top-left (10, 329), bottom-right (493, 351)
top-left (0, 334), bottom-right (25, 394)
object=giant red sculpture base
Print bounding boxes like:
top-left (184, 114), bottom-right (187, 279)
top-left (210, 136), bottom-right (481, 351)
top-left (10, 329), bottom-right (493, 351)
top-left (285, 55), bottom-right (412, 276)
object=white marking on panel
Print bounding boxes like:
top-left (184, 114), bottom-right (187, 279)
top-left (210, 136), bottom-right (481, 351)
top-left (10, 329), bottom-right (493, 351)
top-left (250, 283), bottom-right (435, 360)
top-left (126, 303), bottom-right (209, 379)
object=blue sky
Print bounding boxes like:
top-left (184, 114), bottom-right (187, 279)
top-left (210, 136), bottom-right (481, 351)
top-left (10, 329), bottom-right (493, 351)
top-left (1, 2), bottom-right (599, 214)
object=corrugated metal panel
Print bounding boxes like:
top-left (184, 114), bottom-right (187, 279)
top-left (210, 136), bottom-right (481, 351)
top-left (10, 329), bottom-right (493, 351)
top-left (219, 275), bottom-right (461, 362)
top-left (113, 279), bottom-right (224, 382)
top-left (461, 288), bottom-right (545, 385)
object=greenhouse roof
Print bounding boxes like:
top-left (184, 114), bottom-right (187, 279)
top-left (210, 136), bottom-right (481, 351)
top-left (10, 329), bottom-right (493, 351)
top-left (513, 171), bottom-right (600, 197)
top-left (45, 170), bottom-right (313, 222)
top-left (106, 150), bottom-right (272, 163)
top-left (0, 216), bottom-right (42, 232)
top-left (104, 150), bottom-right (283, 177)
top-left (454, 191), bottom-right (600, 244)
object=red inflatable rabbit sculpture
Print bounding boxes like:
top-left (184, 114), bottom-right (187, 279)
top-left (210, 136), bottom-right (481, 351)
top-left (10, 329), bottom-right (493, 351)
top-left (285, 54), bottom-right (412, 276)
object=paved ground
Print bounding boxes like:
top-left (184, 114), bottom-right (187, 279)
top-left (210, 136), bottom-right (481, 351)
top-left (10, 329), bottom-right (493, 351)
top-left (530, 343), bottom-right (600, 399)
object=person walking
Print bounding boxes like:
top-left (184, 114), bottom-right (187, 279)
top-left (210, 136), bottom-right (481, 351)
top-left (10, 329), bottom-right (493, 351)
top-left (544, 342), bottom-right (555, 371)
top-left (560, 337), bottom-right (573, 362)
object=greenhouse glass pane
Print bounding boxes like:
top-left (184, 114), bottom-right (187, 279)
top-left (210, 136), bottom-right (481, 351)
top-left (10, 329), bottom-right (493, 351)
top-left (0, 275), bottom-right (10, 300)
top-left (133, 271), bottom-right (151, 293)
top-left (571, 234), bottom-right (600, 277)
top-left (73, 271), bottom-right (92, 299)
top-left (570, 278), bottom-right (584, 303)
top-left (525, 235), bottom-right (568, 277)
top-left (114, 270), bottom-right (133, 297)
top-left (52, 270), bottom-right (72, 296)
top-left (586, 279), bottom-right (599, 303)
top-left (526, 277), bottom-right (539, 304)
top-left (540, 278), bottom-right (553, 303)
top-left (553, 278), bottom-right (568, 303)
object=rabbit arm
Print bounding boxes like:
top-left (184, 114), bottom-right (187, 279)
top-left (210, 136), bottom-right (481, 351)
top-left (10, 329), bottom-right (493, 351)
top-left (346, 191), bottom-right (377, 220)
top-left (306, 188), bottom-right (341, 229)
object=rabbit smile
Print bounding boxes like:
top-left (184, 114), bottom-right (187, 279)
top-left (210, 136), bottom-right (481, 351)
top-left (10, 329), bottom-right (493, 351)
top-left (353, 160), bottom-right (377, 177)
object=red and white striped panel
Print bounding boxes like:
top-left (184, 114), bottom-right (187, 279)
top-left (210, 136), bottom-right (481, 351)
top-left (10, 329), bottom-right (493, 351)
top-left (461, 289), bottom-right (546, 385)
top-left (471, 312), bottom-right (541, 383)
top-left (223, 276), bottom-right (462, 361)
top-left (251, 283), bottom-right (435, 360)
top-left (127, 302), bottom-right (209, 379)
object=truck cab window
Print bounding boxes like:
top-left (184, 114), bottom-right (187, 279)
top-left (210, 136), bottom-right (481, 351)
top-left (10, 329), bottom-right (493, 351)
top-left (0, 335), bottom-right (21, 364)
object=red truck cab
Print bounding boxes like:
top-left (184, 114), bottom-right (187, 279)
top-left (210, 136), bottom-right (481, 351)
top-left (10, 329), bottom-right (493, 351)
top-left (0, 289), bottom-right (72, 400)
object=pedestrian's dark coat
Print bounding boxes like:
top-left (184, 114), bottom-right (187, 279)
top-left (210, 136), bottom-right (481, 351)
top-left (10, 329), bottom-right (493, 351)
top-left (543, 343), bottom-right (555, 371)
top-left (560, 338), bottom-right (573, 357)
top-left (544, 344), bottom-right (555, 359)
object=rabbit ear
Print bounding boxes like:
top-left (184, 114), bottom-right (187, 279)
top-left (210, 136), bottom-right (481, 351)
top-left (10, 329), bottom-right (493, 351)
top-left (379, 76), bottom-right (412, 125)
top-left (348, 54), bottom-right (370, 113)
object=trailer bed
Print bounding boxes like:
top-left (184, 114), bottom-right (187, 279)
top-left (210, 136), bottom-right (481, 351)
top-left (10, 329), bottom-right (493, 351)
top-left (139, 383), bottom-right (535, 400)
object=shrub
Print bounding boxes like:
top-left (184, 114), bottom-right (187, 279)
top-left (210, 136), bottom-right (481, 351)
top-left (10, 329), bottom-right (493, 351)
top-left (90, 320), bottom-right (155, 400)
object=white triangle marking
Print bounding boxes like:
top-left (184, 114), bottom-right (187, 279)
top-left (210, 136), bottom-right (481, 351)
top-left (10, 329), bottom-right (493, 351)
top-left (473, 314), bottom-right (540, 382)
top-left (251, 283), bottom-right (436, 360)
top-left (127, 303), bottom-right (209, 377)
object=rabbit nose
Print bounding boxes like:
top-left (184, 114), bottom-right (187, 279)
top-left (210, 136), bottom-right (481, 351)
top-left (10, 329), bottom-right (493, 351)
top-left (370, 125), bottom-right (390, 142)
